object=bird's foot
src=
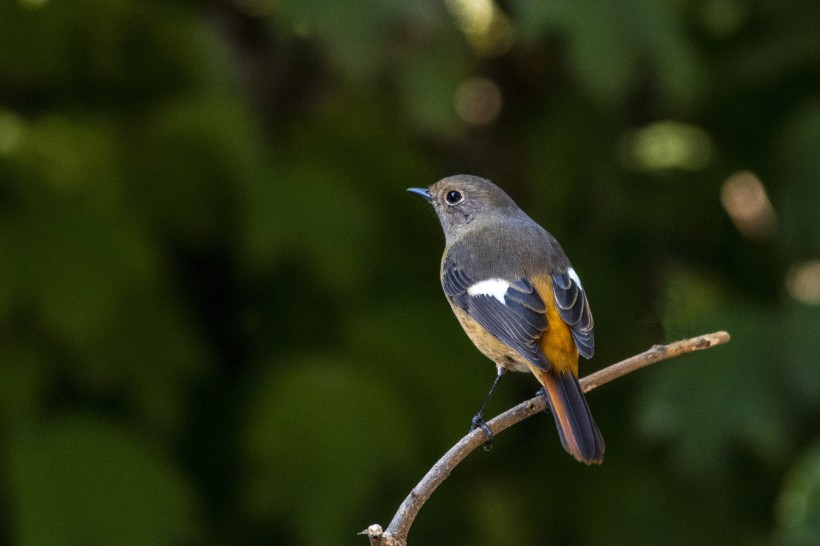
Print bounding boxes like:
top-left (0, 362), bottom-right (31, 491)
top-left (534, 388), bottom-right (551, 414)
top-left (470, 413), bottom-right (494, 452)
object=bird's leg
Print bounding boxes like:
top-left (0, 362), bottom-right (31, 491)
top-left (470, 367), bottom-right (507, 451)
top-left (535, 387), bottom-right (550, 414)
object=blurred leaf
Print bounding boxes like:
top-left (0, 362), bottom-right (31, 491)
top-left (783, 301), bottom-right (820, 411)
top-left (128, 93), bottom-right (264, 245)
top-left (269, 1), bottom-right (467, 133)
top-left (516, 0), bottom-right (637, 105)
top-left (243, 157), bottom-right (374, 291)
top-left (8, 415), bottom-right (199, 546)
top-left (400, 39), bottom-right (468, 133)
top-left (0, 221), bottom-right (15, 314)
top-left (776, 442), bottom-right (820, 545)
top-left (271, 0), bottom-right (435, 81)
top-left (5, 115), bottom-right (158, 345)
top-left (242, 101), bottom-right (433, 292)
top-left (718, 3), bottom-right (820, 89)
top-left (0, 341), bottom-right (48, 436)
top-left (639, 267), bottom-right (791, 473)
top-left (0, 110), bottom-right (208, 432)
top-left (774, 100), bottom-right (820, 252)
top-left (627, 0), bottom-right (703, 109)
top-left (77, 288), bottom-right (210, 433)
top-left (241, 354), bottom-right (414, 545)
top-left (343, 300), bottom-right (504, 445)
top-left (517, 0), bottom-right (702, 108)
top-left (0, 0), bottom-right (223, 104)
top-left (464, 479), bottom-right (536, 545)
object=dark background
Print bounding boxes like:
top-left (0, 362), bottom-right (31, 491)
top-left (1, 1), bottom-right (819, 544)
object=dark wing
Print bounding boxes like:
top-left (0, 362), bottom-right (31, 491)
top-left (443, 254), bottom-right (549, 369)
top-left (551, 270), bottom-right (594, 358)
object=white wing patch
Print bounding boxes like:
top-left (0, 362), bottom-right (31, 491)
top-left (466, 278), bottom-right (510, 303)
top-left (568, 267), bottom-right (583, 289)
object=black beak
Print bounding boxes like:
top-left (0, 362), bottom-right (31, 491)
top-left (407, 187), bottom-right (432, 202)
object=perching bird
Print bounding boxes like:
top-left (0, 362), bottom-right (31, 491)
top-left (409, 175), bottom-right (604, 464)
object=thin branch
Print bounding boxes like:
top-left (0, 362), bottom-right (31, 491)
top-left (362, 331), bottom-right (731, 546)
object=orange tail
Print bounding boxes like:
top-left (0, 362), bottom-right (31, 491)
top-left (539, 369), bottom-right (605, 464)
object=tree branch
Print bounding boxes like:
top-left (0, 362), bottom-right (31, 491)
top-left (362, 331), bottom-right (731, 546)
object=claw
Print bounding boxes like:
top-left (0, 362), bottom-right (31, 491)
top-left (471, 414), bottom-right (494, 451)
top-left (535, 387), bottom-right (554, 417)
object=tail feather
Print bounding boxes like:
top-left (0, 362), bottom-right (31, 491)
top-left (539, 370), bottom-right (605, 464)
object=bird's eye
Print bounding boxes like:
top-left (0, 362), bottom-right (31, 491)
top-left (445, 190), bottom-right (463, 205)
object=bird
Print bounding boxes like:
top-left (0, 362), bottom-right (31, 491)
top-left (408, 174), bottom-right (604, 464)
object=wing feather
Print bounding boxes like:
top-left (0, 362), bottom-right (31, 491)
top-left (443, 255), bottom-right (548, 369)
top-left (551, 270), bottom-right (594, 358)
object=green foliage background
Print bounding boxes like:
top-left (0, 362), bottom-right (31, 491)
top-left (1, 0), bottom-right (819, 544)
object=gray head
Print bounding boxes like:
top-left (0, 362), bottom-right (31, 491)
top-left (408, 175), bottom-right (523, 244)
